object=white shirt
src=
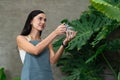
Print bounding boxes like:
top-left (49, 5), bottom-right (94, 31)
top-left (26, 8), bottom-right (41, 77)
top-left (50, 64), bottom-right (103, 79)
top-left (18, 35), bottom-right (31, 63)
top-left (19, 49), bottom-right (26, 63)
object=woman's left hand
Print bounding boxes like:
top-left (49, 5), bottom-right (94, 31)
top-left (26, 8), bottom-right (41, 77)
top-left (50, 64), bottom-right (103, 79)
top-left (63, 30), bottom-right (77, 45)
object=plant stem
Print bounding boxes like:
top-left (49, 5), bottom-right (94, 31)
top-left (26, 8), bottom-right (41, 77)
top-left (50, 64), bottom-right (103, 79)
top-left (102, 53), bottom-right (117, 79)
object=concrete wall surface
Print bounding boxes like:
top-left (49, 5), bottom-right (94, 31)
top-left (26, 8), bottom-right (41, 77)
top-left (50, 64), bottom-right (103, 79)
top-left (0, 0), bottom-right (89, 80)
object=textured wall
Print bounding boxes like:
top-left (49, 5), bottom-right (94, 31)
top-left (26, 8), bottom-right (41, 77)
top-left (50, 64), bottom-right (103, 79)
top-left (0, 0), bottom-right (89, 80)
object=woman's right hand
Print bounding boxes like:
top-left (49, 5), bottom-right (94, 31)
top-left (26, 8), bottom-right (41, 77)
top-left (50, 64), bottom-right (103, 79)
top-left (53, 24), bottom-right (67, 36)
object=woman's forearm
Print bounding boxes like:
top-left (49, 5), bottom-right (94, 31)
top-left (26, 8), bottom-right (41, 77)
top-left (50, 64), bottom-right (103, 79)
top-left (35, 31), bottom-right (58, 54)
top-left (50, 40), bottom-right (68, 64)
top-left (50, 45), bottom-right (65, 64)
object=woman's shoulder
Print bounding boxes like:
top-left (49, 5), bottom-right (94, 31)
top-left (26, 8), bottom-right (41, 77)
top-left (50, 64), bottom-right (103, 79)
top-left (16, 35), bottom-right (27, 41)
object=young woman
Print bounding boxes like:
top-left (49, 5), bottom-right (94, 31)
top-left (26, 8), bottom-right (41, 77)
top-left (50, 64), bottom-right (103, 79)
top-left (16, 10), bottom-right (76, 80)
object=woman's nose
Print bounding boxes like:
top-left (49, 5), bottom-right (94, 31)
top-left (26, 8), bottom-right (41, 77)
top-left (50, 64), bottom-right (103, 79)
top-left (41, 20), bottom-right (45, 24)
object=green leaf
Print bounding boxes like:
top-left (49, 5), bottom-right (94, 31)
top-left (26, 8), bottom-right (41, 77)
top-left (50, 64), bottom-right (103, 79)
top-left (118, 72), bottom-right (120, 80)
top-left (0, 68), bottom-right (6, 80)
top-left (91, 0), bottom-right (120, 22)
top-left (12, 77), bottom-right (20, 80)
top-left (106, 38), bottom-right (120, 52)
top-left (85, 44), bottom-right (106, 64)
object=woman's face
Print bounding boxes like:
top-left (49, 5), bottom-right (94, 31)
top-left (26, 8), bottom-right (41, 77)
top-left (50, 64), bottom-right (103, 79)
top-left (31, 13), bottom-right (46, 31)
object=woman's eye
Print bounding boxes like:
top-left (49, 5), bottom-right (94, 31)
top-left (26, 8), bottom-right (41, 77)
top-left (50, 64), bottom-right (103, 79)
top-left (39, 17), bottom-right (46, 22)
top-left (44, 19), bottom-right (47, 22)
top-left (39, 17), bottom-right (42, 20)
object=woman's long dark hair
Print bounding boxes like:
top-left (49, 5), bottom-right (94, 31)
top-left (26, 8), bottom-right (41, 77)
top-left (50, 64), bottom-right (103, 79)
top-left (20, 10), bottom-right (45, 36)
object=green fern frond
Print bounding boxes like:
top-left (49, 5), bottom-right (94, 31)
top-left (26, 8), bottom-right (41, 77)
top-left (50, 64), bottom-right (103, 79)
top-left (91, 0), bottom-right (120, 22)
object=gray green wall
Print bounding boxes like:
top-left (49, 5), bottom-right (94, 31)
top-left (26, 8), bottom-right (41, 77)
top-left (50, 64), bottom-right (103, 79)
top-left (0, 0), bottom-right (89, 80)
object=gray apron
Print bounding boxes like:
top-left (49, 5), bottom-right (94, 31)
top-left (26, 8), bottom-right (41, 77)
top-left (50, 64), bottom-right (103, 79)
top-left (21, 40), bottom-right (54, 80)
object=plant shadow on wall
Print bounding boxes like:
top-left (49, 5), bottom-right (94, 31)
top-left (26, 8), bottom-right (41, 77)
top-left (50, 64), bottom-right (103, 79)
top-left (53, 0), bottom-right (120, 80)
